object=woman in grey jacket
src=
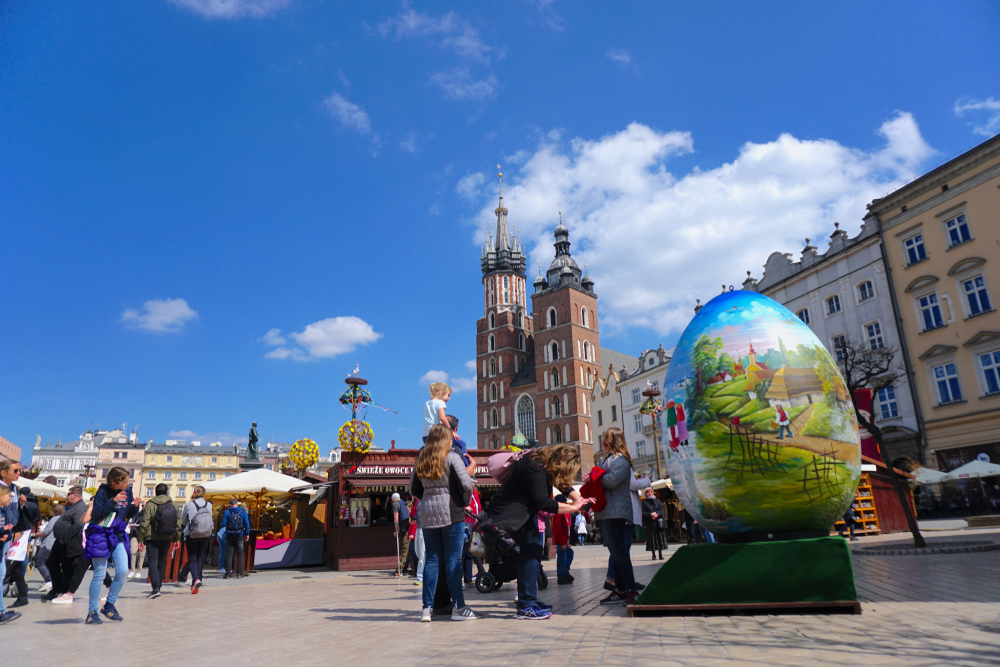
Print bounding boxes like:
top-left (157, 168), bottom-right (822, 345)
top-left (409, 424), bottom-right (480, 622)
top-left (596, 428), bottom-right (641, 605)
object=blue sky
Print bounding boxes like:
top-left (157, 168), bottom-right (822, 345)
top-left (2, 1), bottom-right (998, 460)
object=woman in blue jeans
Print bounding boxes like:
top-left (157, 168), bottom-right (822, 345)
top-left (596, 428), bottom-right (642, 605)
top-left (82, 467), bottom-right (140, 624)
top-left (486, 445), bottom-right (592, 620)
top-left (409, 424), bottom-right (480, 622)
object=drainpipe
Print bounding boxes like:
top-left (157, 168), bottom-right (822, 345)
top-left (873, 210), bottom-right (930, 466)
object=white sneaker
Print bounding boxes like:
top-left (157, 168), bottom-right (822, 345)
top-left (37, 582), bottom-right (53, 594)
top-left (52, 593), bottom-right (74, 604)
top-left (451, 606), bottom-right (483, 621)
top-left (420, 607), bottom-right (432, 623)
top-left (100, 593), bottom-right (108, 602)
top-left (126, 571), bottom-right (135, 580)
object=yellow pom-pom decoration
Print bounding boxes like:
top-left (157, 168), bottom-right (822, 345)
top-left (290, 438), bottom-right (320, 469)
top-left (338, 420), bottom-right (373, 453)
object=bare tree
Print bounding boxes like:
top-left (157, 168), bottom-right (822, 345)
top-left (835, 337), bottom-right (926, 548)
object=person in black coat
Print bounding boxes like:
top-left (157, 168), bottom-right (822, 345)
top-left (640, 489), bottom-right (668, 560)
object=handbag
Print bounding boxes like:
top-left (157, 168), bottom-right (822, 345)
top-left (656, 518), bottom-right (665, 530)
top-left (469, 531), bottom-right (486, 558)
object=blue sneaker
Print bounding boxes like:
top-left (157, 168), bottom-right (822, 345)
top-left (85, 611), bottom-right (104, 625)
top-left (101, 603), bottom-right (124, 621)
top-left (516, 605), bottom-right (552, 620)
top-left (536, 601), bottom-right (553, 612)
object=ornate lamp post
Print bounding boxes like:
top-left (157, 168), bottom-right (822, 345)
top-left (638, 387), bottom-right (664, 480)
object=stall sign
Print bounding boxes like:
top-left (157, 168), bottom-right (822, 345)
top-left (350, 464), bottom-right (492, 478)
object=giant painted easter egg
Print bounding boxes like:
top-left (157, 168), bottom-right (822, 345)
top-left (659, 291), bottom-right (860, 539)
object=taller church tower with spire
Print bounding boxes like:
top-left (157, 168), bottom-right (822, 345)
top-left (476, 171), bottom-right (533, 450)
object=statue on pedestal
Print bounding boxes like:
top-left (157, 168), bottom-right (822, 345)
top-left (247, 422), bottom-right (260, 461)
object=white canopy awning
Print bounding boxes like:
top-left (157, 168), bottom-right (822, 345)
top-left (911, 467), bottom-right (948, 485)
top-left (19, 477), bottom-right (67, 499)
top-left (200, 468), bottom-right (315, 505)
top-left (942, 460), bottom-right (1000, 482)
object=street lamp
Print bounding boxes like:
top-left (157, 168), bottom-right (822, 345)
top-left (638, 387), bottom-right (664, 480)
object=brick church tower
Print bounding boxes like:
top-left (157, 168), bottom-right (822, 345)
top-left (530, 215), bottom-right (599, 470)
top-left (475, 174), bottom-right (534, 450)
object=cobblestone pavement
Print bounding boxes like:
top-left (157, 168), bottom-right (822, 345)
top-left (3, 529), bottom-right (998, 667)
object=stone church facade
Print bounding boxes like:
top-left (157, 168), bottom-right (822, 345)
top-left (475, 179), bottom-right (600, 470)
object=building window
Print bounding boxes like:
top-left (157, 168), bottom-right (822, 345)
top-left (933, 362), bottom-right (963, 404)
top-left (797, 309), bottom-right (810, 325)
top-left (554, 425), bottom-right (563, 444)
top-left (876, 386), bottom-right (899, 419)
top-left (631, 388), bottom-right (640, 404)
top-left (489, 313), bottom-right (495, 329)
top-left (225, 472), bottom-right (233, 477)
top-left (583, 341), bottom-right (590, 361)
top-left (597, 410), bottom-right (603, 426)
top-left (858, 281), bottom-right (875, 302)
top-left (166, 456), bottom-right (173, 463)
top-left (962, 276), bottom-right (992, 316)
top-left (490, 383), bottom-right (497, 401)
top-left (177, 487), bottom-right (186, 497)
top-left (980, 351), bottom-right (1000, 395)
top-left (581, 308), bottom-right (589, 327)
top-left (918, 293), bottom-right (944, 330)
top-left (551, 371), bottom-right (559, 388)
top-left (611, 406), bottom-right (617, 422)
top-left (518, 312), bottom-right (524, 329)
top-left (489, 357), bottom-right (496, 376)
top-left (163, 471), bottom-right (172, 480)
top-left (147, 471), bottom-right (156, 480)
top-left (548, 308), bottom-right (557, 328)
top-left (636, 440), bottom-right (646, 459)
top-left (945, 213), bottom-right (971, 247)
top-left (634, 413), bottom-right (643, 433)
top-left (865, 322), bottom-right (884, 350)
top-left (102, 469), bottom-right (109, 477)
top-left (488, 334), bottom-right (495, 352)
top-left (518, 333), bottom-right (525, 351)
top-left (146, 487), bottom-right (154, 497)
top-left (490, 408), bottom-right (499, 429)
top-left (179, 471), bottom-right (187, 480)
top-left (553, 399), bottom-right (562, 417)
top-left (209, 472), bottom-right (217, 481)
top-left (904, 234), bottom-right (927, 265)
top-left (826, 295), bottom-right (842, 316)
top-left (211, 457), bottom-right (217, 464)
top-left (194, 472), bottom-right (202, 481)
top-left (831, 334), bottom-right (847, 362)
top-left (516, 395), bottom-right (536, 441)
top-left (651, 380), bottom-right (659, 392)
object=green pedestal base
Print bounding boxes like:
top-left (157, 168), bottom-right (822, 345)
top-left (629, 536), bottom-right (861, 617)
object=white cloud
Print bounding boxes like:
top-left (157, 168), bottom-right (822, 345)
top-left (469, 113), bottom-right (934, 335)
top-left (456, 172), bottom-right (486, 200)
top-left (323, 93), bottom-right (372, 135)
top-left (605, 48), bottom-right (631, 65)
top-left (377, 9), bottom-right (503, 64)
top-left (121, 298), bottom-right (198, 333)
top-left (430, 68), bottom-right (499, 103)
top-left (955, 97), bottom-right (1000, 137)
top-left (420, 368), bottom-right (476, 392)
top-left (262, 316), bottom-right (382, 361)
top-left (465, 359), bottom-right (477, 372)
top-left (168, 0), bottom-right (290, 19)
top-left (530, 0), bottom-right (565, 32)
top-left (428, 203), bottom-right (442, 215)
top-left (168, 429), bottom-right (243, 446)
top-left (261, 328), bottom-right (286, 346)
top-left (400, 132), bottom-right (418, 153)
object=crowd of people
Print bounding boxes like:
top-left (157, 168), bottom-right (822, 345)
top-left (0, 460), bottom-right (253, 626)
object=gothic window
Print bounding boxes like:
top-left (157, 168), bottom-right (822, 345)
top-left (519, 333), bottom-right (525, 351)
top-left (548, 308), bottom-right (557, 328)
top-left (551, 370), bottom-right (560, 388)
top-left (489, 313), bottom-right (495, 329)
top-left (554, 425), bottom-right (563, 444)
top-left (581, 308), bottom-right (588, 327)
top-left (503, 276), bottom-right (509, 289)
top-left (516, 395), bottom-right (536, 441)
top-left (489, 279), bottom-right (495, 306)
top-left (492, 436), bottom-right (499, 449)
top-left (554, 399), bottom-right (562, 417)
top-left (583, 341), bottom-right (590, 361)
top-left (518, 312), bottom-right (524, 328)
top-left (504, 290), bottom-right (508, 303)
top-left (489, 334), bottom-right (495, 352)
top-left (490, 408), bottom-right (499, 429)
top-left (490, 383), bottom-right (498, 401)
top-left (550, 342), bottom-right (559, 361)
top-left (489, 357), bottom-right (496, 376)
top-left (587, 369), bottom-right (592, 388)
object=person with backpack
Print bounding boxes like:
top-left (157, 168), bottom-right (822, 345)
top-left (135, 483), bottom-right (181, 599)
top-left (181, 485), bottom-right (214, 593)
top-left (222, 498), bottom-right (249, 579)
top-left (83, 466), bottom-right (141, 624)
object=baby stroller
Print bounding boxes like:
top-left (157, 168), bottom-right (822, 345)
top-left (469, 512), bottom-right (548, 594)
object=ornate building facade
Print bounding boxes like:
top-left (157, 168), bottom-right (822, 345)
top-left (475, 177), bottom-right (600, 470)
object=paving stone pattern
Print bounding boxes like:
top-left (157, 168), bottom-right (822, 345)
top-left (3, 529), bottom-right (998, 666)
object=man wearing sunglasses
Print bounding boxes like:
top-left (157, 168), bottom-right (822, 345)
top-left (0, 461), bottom-right (23, 624)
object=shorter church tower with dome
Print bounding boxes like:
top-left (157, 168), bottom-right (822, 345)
top-left (475, 174), bottom-right (601, 471)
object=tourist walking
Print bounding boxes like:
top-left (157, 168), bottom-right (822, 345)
top-left (641, 489), bottom-right (668, 560)
top-left (0, 482), bottom-right (18, 625)
top-left (135, 483), bottom-right (181, 599)
top-left (409, 423), bottom-right (481, 622)
top-left (43, 486), bottom-right (88, 604)
top-left (222, 499), bottom-right (250, 579)
top-left (391, 492), bottom-right (410, 577)
top-left (127, 511), bottom-right (144, 580)
top-left (486, 444), bottom-right (591, 620)
top-left (596, 428), bottom-right (642, 605)
top-left (575, 513), bottom-right (589, 545)
top-left (181, 485), bottom-right (214, 593)
top-left (83, 466), bottom-right (141, 624)
top-left (35, 504), bottom-right (64, 594)
top-left (1, 465), bottom-right (38, 610)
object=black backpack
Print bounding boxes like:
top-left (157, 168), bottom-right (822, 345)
top-left (226, 508), bottom-right (245, 534)
top-left (152, 501), bottom-right (178, 536)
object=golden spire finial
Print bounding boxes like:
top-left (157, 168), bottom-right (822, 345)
top-left (497, 165), bottom-right (502, 197)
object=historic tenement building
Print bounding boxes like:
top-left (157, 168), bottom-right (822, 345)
top-left (475, 178), bottom-right (605, 470)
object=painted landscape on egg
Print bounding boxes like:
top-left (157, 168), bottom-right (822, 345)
top-left (661, 291), bottom-right (861, 536)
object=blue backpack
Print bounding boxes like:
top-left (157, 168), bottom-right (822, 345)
top-left (226, 508), bottom-right (245, 535)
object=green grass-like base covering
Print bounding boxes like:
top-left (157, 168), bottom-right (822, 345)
top-left (635, 537), bottom-right (858, 606)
